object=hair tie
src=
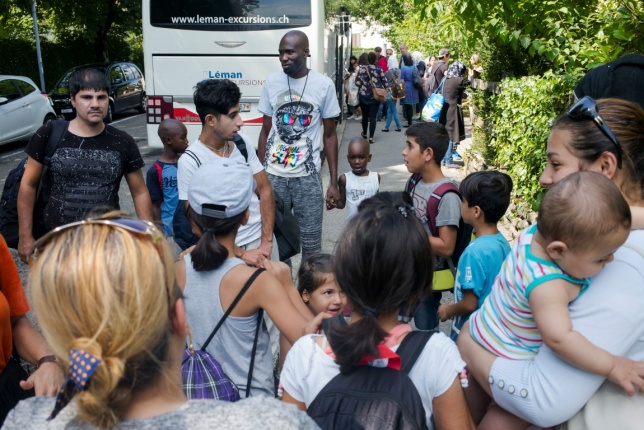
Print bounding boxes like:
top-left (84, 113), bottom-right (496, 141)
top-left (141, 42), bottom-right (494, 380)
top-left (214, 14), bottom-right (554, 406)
top-left (48, 349), bottom-right (102, 420)
top-left (396, 203), bottom-right (413, 218)
top-left (362, 306), bottom-right (379, 318)
top-left (203, 227), bottom-right (217, 234)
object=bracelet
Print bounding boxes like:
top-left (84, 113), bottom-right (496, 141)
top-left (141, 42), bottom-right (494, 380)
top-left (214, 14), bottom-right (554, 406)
top-left (36, 355), bottom-right (57, 369)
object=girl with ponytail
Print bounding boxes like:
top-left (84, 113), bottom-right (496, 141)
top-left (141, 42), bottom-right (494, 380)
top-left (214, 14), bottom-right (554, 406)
top-left (280, 192), bottom-right (474, 429)
top-left (177, 158), bottom-right (325, 398)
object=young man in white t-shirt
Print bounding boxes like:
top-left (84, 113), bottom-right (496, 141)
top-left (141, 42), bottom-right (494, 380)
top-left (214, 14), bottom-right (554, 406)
top-left (258, 30), bottom-right (341, 261)
top-left (177, 79), bottom-right (278, 265)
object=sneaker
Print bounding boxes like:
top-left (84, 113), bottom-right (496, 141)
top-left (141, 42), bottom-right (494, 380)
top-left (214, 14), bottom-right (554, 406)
top-left (453, 151), bottom-right (463, 161)
top-left (354, 116), bottom-right (362, 121)
top-left (444, 164), bottom-right (462, 170)
top-left (412, 115), bottom-right (420, 120)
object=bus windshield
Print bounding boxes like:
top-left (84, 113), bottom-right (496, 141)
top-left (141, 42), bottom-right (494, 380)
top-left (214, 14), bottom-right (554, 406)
top-left (149, 0), bottom-right (312, 31)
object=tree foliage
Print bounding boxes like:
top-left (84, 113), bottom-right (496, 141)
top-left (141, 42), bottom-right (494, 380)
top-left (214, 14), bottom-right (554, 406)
top-left (415, 0), bottom-right (644, 72)
top-left (1, 0), bottom-right (141, 62)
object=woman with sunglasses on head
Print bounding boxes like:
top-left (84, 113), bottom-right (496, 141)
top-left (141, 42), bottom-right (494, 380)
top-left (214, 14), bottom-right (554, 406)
top-left (2, 213), bottom-right (317, 429)
top-left (177, 158), bottom-right (325, 399)
top-left (458, 97), bottom-right (644, 429)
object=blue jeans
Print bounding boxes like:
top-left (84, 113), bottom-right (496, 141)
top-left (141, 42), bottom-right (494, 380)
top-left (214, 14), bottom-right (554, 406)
top-left (413, 291), bottom-right (443, 331)
top-left (384, 97), bottom-right (401, 129)
top-left (442, 139), bottom-right (454, 165)
top-left (376, 102), bottom-right (385, 121)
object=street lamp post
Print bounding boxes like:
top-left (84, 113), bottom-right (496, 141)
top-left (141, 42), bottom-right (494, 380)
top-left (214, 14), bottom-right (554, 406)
top-left (31, 0), bottom-right (46, 91)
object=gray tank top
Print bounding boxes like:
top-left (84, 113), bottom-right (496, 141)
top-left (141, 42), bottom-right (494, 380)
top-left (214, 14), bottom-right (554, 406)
top-left (183, 256), bottom-right (274, 397)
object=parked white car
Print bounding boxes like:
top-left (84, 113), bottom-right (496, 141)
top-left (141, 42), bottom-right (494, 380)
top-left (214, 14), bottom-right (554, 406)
top-left (0, 75), bottom-right (57, 146)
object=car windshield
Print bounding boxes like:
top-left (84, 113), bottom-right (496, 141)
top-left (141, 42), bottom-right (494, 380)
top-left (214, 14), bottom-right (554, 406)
top-left (56, 66), bottom-right (109, 88)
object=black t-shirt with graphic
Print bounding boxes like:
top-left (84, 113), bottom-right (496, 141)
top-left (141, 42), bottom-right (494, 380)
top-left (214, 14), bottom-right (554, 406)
top-left (26, 122), bottom-right (144, 230)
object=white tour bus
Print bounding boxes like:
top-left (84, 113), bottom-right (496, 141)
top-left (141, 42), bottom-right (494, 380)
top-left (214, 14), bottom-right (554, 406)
top-left (142, 0), bottom-right (338, 148)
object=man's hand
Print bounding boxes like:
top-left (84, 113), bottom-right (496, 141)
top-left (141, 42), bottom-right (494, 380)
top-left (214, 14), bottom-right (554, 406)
top-left (18, 235), bottom-right (36, 263)
top-left (326, 183), bottom-right (340, 211)
top-left (257, 240), bottom-right (273, 259)
top-left (237, 247), bottom-right (266, 267)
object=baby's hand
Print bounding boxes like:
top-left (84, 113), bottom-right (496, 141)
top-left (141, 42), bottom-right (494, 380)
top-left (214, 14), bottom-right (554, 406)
top-left (607, 355), bottom-right (644, 396)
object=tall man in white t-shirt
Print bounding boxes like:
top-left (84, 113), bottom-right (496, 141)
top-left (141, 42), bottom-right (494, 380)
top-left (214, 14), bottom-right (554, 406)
top-left (258, 30), bottom-right (341, 260)
top-left (177, 79), bottom-right (277, 265)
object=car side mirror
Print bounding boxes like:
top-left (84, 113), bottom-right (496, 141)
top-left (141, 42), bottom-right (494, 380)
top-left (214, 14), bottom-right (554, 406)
top-left (0, 96), bottom-right (8, 106)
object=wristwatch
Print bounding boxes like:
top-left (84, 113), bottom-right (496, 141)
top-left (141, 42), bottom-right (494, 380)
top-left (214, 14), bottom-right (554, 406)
top-left (35, 355), bottom-right (57, 369)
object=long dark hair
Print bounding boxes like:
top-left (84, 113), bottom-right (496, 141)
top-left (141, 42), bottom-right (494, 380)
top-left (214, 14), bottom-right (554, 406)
top-left (327, 192), bottom-right (434, 373)
top-left (188, 207), bottom-right (245, 271)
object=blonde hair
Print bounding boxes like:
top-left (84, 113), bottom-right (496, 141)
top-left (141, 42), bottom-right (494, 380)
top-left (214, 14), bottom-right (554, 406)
top-left (30, 212), bottom-right (179, 428)
top-left (471, 54), bottom-right (481, 65)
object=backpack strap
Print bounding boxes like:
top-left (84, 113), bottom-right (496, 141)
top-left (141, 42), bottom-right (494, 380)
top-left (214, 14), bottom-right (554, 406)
top-left (200, 268), bottom-right (265, 351)
top-left (153, 162), bottom-right (164, 204)
top-left (425, 182), bottom-right (461, 238)
top-left (404, 172), bottom-right (423, 194)
top-left (183, 149), bottom-right (201, 167)
top-left (232, 134), bottom-right (249, 163)
top-left (397, 330), bottom-right (436, 374)
top-left (37, 120), bottom-right (69, 202)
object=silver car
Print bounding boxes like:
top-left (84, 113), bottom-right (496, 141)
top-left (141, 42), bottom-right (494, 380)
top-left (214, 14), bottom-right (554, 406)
top-left (0, 75), bottom-right (57, 146)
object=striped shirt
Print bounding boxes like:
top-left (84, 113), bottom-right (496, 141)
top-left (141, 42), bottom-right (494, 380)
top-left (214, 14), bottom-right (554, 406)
top-left (469, 224), bottom-right (590, 359)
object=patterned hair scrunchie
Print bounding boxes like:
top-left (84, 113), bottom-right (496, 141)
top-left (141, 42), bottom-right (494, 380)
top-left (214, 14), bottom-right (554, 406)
top-left (48, 349), bottom-right (102, 420)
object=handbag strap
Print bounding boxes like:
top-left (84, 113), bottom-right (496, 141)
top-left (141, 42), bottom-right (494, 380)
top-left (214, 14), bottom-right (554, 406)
top-left (200, 267), bottom-right (266, 351)
top-left (434, 77), bottom-right (446, 94)
top-left (365, 66), bottom-right (378, 86)
top-left (245, 307), bottom-right (263, 398)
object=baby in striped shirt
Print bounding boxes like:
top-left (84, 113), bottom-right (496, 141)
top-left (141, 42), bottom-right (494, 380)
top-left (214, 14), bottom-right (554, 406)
top-left (465, 171), bottom-right (643, 429)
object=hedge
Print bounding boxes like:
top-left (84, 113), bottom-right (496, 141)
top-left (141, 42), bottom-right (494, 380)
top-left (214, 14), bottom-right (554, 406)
top-left (472, 71), bottom-right (582, 211)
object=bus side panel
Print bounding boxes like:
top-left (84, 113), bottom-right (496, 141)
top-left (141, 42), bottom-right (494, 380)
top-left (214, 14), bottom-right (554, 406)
top-left (148, 56), bottom-right (282, 148)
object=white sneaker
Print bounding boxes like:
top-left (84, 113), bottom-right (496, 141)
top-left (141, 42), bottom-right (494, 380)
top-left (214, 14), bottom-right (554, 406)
top-left (412, 115), bottom-right (420, 120)
top-left (354, 116), bottom-right (362, 121)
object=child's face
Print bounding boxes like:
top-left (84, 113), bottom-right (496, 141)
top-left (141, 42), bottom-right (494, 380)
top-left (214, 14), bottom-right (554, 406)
top-left (347, 142), bottom-right (371, 175)
top-left (168, 125), bottom-right (189, 154)
top-left (402, 136), bottom-right (427, 174)
top-left (302, 274), bottom-right (347, 316)
top-left (461, 198), bottom-right (477, 226)
top-left (554, 228), bottom-right (629, 279)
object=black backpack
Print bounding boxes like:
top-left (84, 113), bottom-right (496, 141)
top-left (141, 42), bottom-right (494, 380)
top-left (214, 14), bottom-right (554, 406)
top-left (173, 135), bottom-right (301, 261)
top-left (307, 331), bottom-right (433, 430)
top-left (405, 173), bottom-right (473, 289)
top-left (0, 120), bottom-right (68, 249)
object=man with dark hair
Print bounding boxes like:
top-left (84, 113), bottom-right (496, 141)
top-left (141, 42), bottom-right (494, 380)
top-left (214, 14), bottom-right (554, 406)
top-left (427, 48), bottom-right (450, 94)
top-left (17, 68), bottom-right (152, 262)
top-left (177, 79), bottom-right (277, 264)
top-left (258, 30), bottom-right (341, 261)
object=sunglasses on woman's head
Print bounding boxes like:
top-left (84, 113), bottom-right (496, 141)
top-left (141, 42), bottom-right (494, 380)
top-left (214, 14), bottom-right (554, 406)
top-left (567, 96), bottom-right (622, 168)
top-left (281, 113), bottom-right (312, 127)
top-left (30, 218), bottom-right (164, 263)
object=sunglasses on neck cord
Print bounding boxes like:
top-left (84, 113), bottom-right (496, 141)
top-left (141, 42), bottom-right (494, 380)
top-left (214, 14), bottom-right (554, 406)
top-left (567, 96), bottom-right (622, 168)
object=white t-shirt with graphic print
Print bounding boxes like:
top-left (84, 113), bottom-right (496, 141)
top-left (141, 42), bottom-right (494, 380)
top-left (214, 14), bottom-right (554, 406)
top-left (258, 69), bottom-right (341, 178)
